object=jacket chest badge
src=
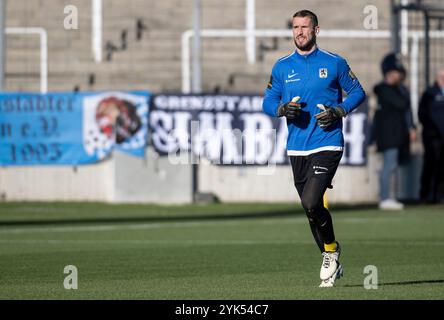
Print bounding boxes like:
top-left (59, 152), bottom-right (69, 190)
top-left (319, 68), bottom-right (328, 78)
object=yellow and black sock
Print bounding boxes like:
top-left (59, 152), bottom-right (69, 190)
top-left (324, 241), bottom-right (338, 253)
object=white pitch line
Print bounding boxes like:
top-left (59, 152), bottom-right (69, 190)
top-left (0, 216), bottom-right (410, 235)
top-left (0, 220), bottom-right (244, 234)
top-left (0, 239), bottom-right (303, 246)
top-left (0, 218), bottom-right (307, 234)
top-left (0, 239), bottom-right (443, 247)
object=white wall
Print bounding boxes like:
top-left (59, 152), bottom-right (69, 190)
top-left (199, 151), bottom-right (380, 204)
top-left (0, 148), bottom-right (421, 204)
top-left (0, 160), bottom-right (115, 202)
top-left (113, 149), bottom-right (193, 204)
top-left (0, 147), bottom-right (193, 204)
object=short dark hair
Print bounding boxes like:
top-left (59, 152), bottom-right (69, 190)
top-left (293, 10), bottom-right (318, 27)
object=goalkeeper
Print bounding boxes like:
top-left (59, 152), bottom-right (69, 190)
top-left (262, 9), bottom-right (366, 287)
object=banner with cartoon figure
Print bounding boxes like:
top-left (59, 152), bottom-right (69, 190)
top-left (0, 91), bottom-right (150, 166)
top-left (82, 91), bottom-right (149, 159)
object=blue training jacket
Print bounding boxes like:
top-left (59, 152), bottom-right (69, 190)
top-left (262, 47), bottom-right (366, 156)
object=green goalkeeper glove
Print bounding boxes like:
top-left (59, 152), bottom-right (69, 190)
top-left (315, 104), bottom-right (346, 128)
top-left (278, 96), bottom-right (303, 119)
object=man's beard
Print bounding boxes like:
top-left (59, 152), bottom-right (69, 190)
top-left (295, 34), bottom-right (317, 52)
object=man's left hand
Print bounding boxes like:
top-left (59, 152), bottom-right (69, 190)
top-left (315, 105), bottom-right (346, 128)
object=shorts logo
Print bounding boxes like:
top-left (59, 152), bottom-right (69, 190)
top-left (319, 68), bottom-right (328, 78)
top-left (313, 165), bottom-right (328, 174)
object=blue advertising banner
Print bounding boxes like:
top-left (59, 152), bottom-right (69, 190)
top-left (0, 91), bottom-right (150, 166)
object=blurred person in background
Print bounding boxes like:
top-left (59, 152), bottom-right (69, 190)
top-left (262, 10), bottom-right (365, 287)
top-left (418, 67), bottom-right (444, 203)
top-left (372, 53), bottom-right (417, 210)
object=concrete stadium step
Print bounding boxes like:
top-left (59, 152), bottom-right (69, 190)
top-left (4, 0), bottom-right (394, 95)
top-left (6, 50), bottom-right (41, 61)
top-left (5, 77), bottom-right (42, 93)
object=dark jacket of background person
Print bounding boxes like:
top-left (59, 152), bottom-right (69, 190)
top-left (418, 81), bottom-right (444, 202)
top-left (372, 82), bottom-right (415, 163)
top-left (418, 83), bottom-right (444, 141)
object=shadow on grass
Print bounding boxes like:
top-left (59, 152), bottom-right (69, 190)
top-left (344, 279), bottom-right (444, 287)
top-left (0, 204), bottom-right (379, 227)
top-left (0, 208), bottom-right (306, 226)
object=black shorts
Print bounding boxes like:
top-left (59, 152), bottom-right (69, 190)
top-left (289, 151), bottom-right (343, 194)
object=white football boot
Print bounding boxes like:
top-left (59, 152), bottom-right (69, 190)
top-left (319, 263), bottom-right (343, 287)
top-left (319, 243), bottom-right (342, 287)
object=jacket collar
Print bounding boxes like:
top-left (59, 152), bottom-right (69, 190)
top-left (293, 46), bottom-right (319, 60)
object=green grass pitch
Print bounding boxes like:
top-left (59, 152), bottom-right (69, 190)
top-left (0, 202), bottom-right (443, 299)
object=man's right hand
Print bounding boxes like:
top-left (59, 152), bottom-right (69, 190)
top-left (278, 97), bottom-right (303, 119)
